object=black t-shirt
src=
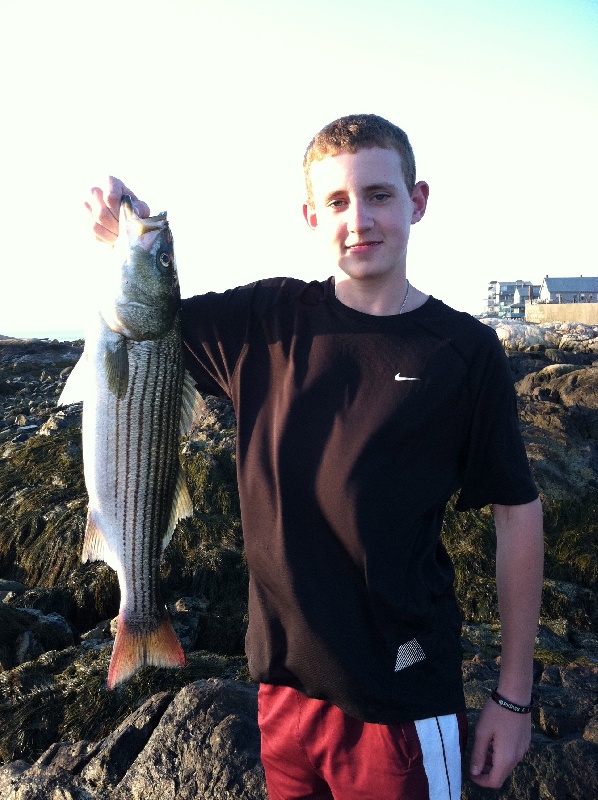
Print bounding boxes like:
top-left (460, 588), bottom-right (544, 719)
top-left (181, 277), bottom-right (538, 723)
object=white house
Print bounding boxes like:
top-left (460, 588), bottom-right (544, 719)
top-left (486, 280), bottom-right (536, 317)
top-left (514, 284), bottom-right (540, 304)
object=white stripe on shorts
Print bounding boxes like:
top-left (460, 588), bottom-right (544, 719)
top-left (414, 714), bottom-right (461, 800)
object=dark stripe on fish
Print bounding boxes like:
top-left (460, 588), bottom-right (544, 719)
top-left (144, 346), bottom-right (158, 623)
top-left (114, 388), bottom-right (120, 532)
top-left (119, 341), bottom-right (183, 631)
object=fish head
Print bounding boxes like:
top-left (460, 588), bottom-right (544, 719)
top-left (102, 196), bottom-right (180, 341)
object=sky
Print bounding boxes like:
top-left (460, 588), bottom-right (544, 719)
top-left (1, 0), bottom-right (597, 335)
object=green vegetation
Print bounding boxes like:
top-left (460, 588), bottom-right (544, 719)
top-left (0, 645), bottom-right (247, 763)
top-left (442, 493), bottom-right (598, 629)
top-left (543, 496), bottom-right (598, 587)
top-left (0, 426), bottom-right (85, 586)
top-left (441, 499), bottom-right (498, 623)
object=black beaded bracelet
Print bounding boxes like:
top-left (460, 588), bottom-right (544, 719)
top-left (491, 689), bottom-right (533, 714)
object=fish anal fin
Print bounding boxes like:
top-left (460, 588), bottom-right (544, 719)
top-left (163, 467), bottom-right (193, 552)
top-left (107, 610), bottom-right (186, 690)
top-left (82, 510), bottom-right (117, 570)
top-left (104, 335), bottom-right (129, 399)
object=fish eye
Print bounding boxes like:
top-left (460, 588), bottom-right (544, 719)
top-left (159, 252), bottom-right (171, 267)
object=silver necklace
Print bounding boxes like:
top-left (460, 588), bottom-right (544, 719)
top-left (334, 278), bottom-right (411, 313)
top-left (399, 280), bottom-right (410, 314)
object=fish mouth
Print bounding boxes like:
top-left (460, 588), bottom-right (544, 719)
top-left (121, 195), bottom-right (169, 233)
top-left (120, 195), bottom-right (170, 251)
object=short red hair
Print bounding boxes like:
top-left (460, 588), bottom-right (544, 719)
top-left (303, 114), bottom-right (417, 206)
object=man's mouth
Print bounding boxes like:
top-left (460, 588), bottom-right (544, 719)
top-left (345, 241), bottom-right (382, 253)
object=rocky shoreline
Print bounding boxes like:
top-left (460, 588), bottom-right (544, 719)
top-left (0, 323), bottom-right (597, 800)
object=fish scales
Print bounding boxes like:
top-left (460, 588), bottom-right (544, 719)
top-left (81, 321), bottom-right (187, 686)
top-left (103, 333), bottom-right (181, 624)
top-left (59, 197), bottom-right (204, 688)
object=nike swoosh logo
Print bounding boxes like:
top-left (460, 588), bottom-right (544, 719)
top-left (395, 373), bottom-right (420, 381)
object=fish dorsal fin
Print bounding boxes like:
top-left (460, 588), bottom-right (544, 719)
top-left (163, 466), bottom-right (194, 552)
top-left (180, 371), bottom-right (207, 435)
top-left (57, 351), bottom-right (87, 406)
top-left (82, 510), bottom-right (118, 571)
top-left (104, 335), bottom-right (129, 399)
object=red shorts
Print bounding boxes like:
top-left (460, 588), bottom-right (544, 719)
top-left (258, 684), bottom-right (468, 800)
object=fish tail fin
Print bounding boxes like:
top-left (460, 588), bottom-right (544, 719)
top-left (107, 611), bottom-right (186, 690)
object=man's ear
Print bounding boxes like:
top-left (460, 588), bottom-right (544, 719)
top-left (303, 203), bottom-right (318, 230)
top-left (411, 181), bottom-right (429, 224)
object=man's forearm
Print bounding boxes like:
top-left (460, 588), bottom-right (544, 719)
top-left (493, 498), bottom-right (544, 704)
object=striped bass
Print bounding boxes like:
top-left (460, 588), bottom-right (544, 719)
top-left (59, 196), bottom-right (204, 689)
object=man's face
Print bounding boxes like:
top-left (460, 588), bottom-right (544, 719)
top-left (303, 147), bottom-right (428, 284)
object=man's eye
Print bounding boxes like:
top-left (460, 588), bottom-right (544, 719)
top-left (327, 199), bottom-right (346, 209)
top-left (372, 193), bottom-right (390, 202)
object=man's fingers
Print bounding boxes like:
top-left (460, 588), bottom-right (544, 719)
top-left (470, 743), bottom-right (493, 778)
top-left (105, 176), bottom-right (150, 219)
top-left (470, 746), bottom-right (501, 787)
top-left (131, 198), bottom-right (150, 218)
top-left (86, 187), bottom-right (119, 244)
top-left (85, 177), bottom-right (151, 247)
top-left (103, 176), bottom-right (124, 217)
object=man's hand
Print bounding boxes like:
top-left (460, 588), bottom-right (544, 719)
top-left (469, 696), bottom-right (532, 788)
top-left (85, 177), bottom-right (150, 245)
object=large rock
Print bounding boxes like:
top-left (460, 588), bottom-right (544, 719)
top-left (0, 679), bottom-right (266, 800)
top-left (0, 604), bottom-right (75, 670)
top-left (112, 679), bottom-right (265, 800)
top-left (481, 318), bottom-right (598, 352)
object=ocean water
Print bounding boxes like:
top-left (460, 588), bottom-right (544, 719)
top-left (1, 329), bottom-right (85, 341)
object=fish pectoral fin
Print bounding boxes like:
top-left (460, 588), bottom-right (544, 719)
top-left (180, 371), bottom-right (207, 435)
top-left (57, 351), bottom-right (87, 406)
top-left (82, 510), bottom-right (118, 570)
top-left (104, 335), bottom-right (129, 399)
top-left (163, 467), bottom-right (194, 552)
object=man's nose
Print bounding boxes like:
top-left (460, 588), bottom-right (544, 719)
top-left (347, 200), bottom-right (374, 233)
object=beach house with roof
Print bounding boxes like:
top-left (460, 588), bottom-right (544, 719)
top-left (538, 276), bottom-right (598, 304)
top-left (485, 279), bottom-right (538, 317)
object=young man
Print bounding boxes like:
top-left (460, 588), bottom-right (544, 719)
top-left (86, 114), bottom-right (544, 799)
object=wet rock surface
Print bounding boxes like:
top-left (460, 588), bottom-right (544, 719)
top-left (0, 326), bottom-right (597, 799)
